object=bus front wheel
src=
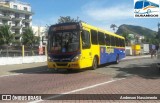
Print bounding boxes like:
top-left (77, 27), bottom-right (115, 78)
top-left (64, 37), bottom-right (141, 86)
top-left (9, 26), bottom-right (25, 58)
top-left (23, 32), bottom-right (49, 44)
top-left (92, 57), bottom-right (98, 70)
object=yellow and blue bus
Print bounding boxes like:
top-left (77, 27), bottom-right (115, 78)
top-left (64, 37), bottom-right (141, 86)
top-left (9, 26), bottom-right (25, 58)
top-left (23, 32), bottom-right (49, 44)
top-left (47, 22), bottom-right (125, 70)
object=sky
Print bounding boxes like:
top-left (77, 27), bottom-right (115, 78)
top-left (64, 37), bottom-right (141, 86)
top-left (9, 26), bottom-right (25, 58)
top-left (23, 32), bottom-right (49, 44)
top-left (22, 0), bottom-right (160, 32)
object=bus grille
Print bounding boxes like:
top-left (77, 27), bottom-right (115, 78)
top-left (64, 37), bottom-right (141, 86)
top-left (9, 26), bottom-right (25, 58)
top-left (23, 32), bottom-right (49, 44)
top-left (56, 63), bottom-right (68, 66)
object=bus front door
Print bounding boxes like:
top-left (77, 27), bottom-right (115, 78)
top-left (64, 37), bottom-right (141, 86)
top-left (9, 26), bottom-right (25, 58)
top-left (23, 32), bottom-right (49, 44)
top-left (81, 29), bottom-right (92, 68)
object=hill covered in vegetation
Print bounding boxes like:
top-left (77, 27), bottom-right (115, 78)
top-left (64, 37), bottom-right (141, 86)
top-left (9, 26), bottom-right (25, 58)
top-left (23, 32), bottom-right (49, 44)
top-left (116, 24), bottom-right (157, 38)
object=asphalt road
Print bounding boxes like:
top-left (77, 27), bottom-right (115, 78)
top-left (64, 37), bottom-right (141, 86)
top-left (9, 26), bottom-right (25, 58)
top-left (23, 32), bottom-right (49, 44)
top-left (0, 57), bottom-right (160, 102)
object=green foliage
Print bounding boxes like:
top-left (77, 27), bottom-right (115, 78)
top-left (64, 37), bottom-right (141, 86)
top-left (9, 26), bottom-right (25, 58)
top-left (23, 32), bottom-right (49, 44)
top-left (57, 16), bottom-right (78, 23)
top-left (0, 25), bottom-right (14, 45)
top-left (117, 24), bottom-right (160, 45)
top-left (12, 40), bottom-right (21, 46)
top-left (117, 24), bottom-right (156, 38)
top-left (110, 24), bottom-right (117, 33)
top-left (122, 32), bottom-right (132, 46)
top-left (22, 28), bottom-right (40, 46)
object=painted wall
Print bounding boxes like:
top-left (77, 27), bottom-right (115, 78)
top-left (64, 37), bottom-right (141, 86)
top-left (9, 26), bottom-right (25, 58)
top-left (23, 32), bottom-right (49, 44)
top-left (0, 56), bottom-right (47, 65)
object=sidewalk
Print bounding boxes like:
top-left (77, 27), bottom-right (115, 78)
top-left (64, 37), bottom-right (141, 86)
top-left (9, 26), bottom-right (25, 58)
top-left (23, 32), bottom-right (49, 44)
top-left (123, 55), bottom-right (150, 60)
top-left (0, 55), bottom-right (151, 66)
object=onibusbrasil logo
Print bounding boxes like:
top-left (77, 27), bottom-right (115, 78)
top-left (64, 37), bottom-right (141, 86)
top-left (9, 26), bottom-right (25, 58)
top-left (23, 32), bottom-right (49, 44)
top-left (134, 0), bottom-right (160, 18)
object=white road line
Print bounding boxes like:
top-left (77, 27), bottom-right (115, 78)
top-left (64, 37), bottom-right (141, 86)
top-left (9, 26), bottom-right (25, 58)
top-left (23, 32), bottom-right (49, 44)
top-left (29, 78), bottom-right (126, 103)
top-left (0, 73), bottom-right (23, 78)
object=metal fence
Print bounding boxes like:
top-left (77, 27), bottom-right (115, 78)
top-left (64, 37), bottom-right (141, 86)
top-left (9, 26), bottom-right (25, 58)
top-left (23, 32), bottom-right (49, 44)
top-left (0, 45), bottom-right (46, 57)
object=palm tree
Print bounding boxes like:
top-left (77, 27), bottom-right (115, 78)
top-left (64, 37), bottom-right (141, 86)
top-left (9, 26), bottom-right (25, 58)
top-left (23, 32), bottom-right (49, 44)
top-left (0, 25), bottom-right (14, 56)
top-left (22, 27), bottom-right (39, 46)
top-left (22, 28), bottom-right (40, 55)
top-left (110, 24), bottom-right (117, 33)
top-left (0, 25), bottom-right (14, 45)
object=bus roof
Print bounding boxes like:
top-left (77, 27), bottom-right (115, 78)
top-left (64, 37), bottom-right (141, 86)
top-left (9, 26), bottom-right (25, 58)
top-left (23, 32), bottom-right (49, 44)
top-left (81, 22), bottom-right (125, 39)
top-left (49, 22), bottom-right (125, 39)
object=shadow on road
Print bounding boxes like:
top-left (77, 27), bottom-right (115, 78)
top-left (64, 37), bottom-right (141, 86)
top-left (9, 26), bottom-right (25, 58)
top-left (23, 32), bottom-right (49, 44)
top-left (113, 63), bottom-right (160, 79)
top-left (9, 59), bottom-right (160, 78)
top-left (9, 65), bottom-right (86, 74)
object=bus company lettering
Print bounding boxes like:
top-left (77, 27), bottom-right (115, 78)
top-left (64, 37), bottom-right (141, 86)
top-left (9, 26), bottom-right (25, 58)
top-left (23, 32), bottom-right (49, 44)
top-left (106, 47), bottom-right (114, 54)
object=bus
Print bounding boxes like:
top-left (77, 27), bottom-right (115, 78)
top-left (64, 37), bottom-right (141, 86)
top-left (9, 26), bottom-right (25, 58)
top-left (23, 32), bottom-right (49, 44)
top-left (47, 22), bottom-right (125, 71)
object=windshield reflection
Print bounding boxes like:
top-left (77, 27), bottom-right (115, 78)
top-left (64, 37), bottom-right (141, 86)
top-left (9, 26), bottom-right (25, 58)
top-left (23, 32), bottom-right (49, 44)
top-left (48, 31), bottom-right (80, 53)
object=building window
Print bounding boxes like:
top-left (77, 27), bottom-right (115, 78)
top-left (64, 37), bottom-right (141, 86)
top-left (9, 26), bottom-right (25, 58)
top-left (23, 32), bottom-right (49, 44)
top-left (15, 14), bottom-right (19, 18)
top-left (24, 7), bottom-right (28, 11)
top-left (15, 30), bottom-right (20, 34)
top-left (15, 22), bottom-right (19, 26)
top-left (25, 23), bottom-right (29, 27)
top-left (2, 20), bottom-right (8, 25)
top-left (13, 5), bottom-right (17, 9)
top-left (25, 15), bottom-right (29, 19)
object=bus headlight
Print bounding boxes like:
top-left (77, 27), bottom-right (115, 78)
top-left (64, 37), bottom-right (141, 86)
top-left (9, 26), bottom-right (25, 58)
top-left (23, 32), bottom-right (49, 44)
top-left (71, 54), bottom-right (81, 62)
top-left (48, 56), bottom-right (53, 62)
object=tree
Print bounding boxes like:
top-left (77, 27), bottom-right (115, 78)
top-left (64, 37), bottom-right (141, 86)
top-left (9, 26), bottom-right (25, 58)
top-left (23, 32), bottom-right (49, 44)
top-left (57, 16), bottom-right (78, 24)
top-left (122, 32), bottom-right (132, 46)
top-left (110, 24), bottom-right (117, 33)
top-left (22, 28), bottom-right (39, 46)
top-left (0, 25), bottom-right (14, 45)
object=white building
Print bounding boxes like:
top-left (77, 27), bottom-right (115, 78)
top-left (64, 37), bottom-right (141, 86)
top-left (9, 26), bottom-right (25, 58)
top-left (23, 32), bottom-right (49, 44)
top-left (32, 26), bottom-right (47, 46)
top-left (0, 0), bottom-right (33, 40)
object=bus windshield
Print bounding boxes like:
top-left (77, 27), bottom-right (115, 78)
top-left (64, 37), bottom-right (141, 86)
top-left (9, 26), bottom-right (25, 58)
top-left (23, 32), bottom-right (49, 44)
top-left (48, 31), bottom-right (80, 53)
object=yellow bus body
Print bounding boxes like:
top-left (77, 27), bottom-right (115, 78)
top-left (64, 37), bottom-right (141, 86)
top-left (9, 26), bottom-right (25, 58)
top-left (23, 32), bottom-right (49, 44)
top-left (47, 22), bottom-right (125, 70)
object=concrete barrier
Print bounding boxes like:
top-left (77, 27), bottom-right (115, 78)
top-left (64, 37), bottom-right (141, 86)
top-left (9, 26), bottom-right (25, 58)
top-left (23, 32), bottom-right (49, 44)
top-left (0, 56), bottom-right (47, 65)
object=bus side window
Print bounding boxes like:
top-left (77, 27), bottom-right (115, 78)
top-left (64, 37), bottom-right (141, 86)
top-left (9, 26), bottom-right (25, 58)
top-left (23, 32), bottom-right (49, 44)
top-left (98, 32), bottom-right (105, 45)
top-left (81, 30), bottom-right (91, 49)
top-left (123, 39), bottom-right (125, 47)
top-left (91, 30), bottom-right (98, 45)
top-left (117, 38), bottom-right (120, 47)
top-left (111, 36), bottom-right (115, 46)
top-left (105, 34), bottom-right (110, 46)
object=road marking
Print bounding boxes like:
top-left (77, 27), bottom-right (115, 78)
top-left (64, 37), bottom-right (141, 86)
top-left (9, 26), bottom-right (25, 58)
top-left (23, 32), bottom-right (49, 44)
top-left (0, 73), bottom-right (23, 78)
top-left (29, 78), bottom-right (125, 103)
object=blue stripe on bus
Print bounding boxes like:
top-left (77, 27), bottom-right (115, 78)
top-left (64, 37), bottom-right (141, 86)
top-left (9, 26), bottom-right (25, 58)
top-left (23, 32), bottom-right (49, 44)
top-left (100, 47), bottom-right (125, 64)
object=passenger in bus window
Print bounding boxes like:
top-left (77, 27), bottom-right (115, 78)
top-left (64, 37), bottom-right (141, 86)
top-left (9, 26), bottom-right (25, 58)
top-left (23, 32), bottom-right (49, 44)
top-left (51, 43), bottom-right (61, 52)
top-left (64, 40), bottom-right (69, 52)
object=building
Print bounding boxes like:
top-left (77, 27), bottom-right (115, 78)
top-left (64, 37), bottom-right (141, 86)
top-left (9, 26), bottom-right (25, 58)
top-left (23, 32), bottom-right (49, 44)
top-left (0, 0), bottom-right (33, 40)
top-left (32, 26), bottom-right (47, 46)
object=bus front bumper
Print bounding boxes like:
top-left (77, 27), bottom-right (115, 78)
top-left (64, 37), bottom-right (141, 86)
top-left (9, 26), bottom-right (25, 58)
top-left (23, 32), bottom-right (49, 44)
top-left (48, 61), bottom-right (81, 69)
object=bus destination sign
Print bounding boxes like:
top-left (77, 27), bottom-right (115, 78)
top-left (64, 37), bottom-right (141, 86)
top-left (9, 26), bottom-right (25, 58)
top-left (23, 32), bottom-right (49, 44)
top-left (52, 25), bottom-right (77, 31)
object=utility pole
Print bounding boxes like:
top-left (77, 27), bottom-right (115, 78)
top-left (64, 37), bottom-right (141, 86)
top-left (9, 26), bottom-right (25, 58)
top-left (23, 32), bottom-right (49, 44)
top-left (38, 26), bottom-right (42, 46)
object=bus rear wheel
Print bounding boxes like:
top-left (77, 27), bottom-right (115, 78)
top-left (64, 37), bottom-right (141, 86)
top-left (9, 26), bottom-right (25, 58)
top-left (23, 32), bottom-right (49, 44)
top-left (92, 57), bottom-right (98, 70)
